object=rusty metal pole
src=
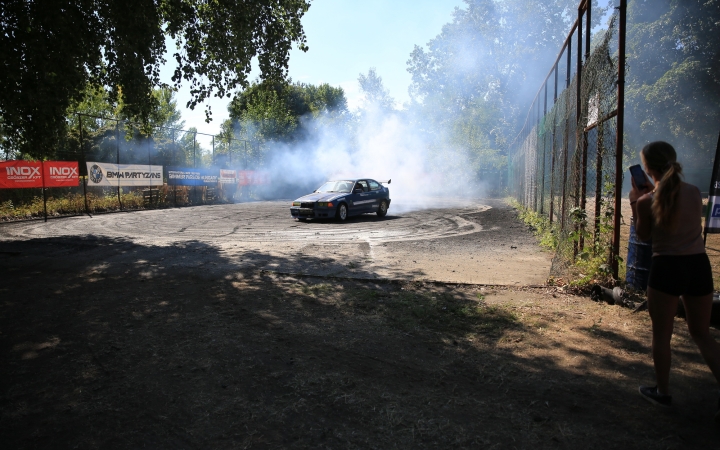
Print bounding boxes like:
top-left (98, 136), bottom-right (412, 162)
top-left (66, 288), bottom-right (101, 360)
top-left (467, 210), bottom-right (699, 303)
top-left (594, 122), bottom-right (604, 249)
top-left (193, 131), bottom-right (197, 204)
top-left (41, 161), bottom-right (47, 222)
top-left (612, 0), bottom-right (627, 279)
top-left (172, 129), bottom-right (177, 207)
top-left (560, 36), bottom-right (572, 229)
top-left (116, 121), bottom-right (123, 210)
top-left (585, 0), bottom-right (591, 59)
top-left (80, 117), bottom-right (91, 216)
top-left (550, 62), bottom-right (559, 225)
top-left (540, 82), bottom-right (548, 215)
top-left (578, 2), bottom-right (590, 253)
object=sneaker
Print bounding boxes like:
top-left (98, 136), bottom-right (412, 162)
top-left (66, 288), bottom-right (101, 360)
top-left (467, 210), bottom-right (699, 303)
top-left (639, 385), bottom-right (672, 407)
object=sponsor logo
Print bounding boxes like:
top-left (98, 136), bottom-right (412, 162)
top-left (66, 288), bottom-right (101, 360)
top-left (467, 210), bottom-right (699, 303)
top-left (712, 203), bottom-right (720, 218)
top-left (89, 164), bottom-right (103, 183)
top-left (49, 167), bottom-right (78, 177)
top-left (715, 181), bottom-right (720, 189)
top-left (106, 171), bottom-right (160, 179)
top-left (5, 166), bottom-right (40, 178)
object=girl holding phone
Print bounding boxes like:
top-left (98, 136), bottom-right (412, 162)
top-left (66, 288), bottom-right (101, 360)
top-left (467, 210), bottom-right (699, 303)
top-left (630, 141), bottom-right (720, 420)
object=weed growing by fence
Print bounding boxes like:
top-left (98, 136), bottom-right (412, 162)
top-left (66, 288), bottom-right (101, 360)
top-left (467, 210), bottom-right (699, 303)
top-left (0, 192), bottom-right (146, 221)
top-left (510, 199), bottom-right (558, 251)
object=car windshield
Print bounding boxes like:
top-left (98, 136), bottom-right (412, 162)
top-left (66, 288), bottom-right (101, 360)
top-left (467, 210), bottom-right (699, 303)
top-left (315, 180), bottom-right (354, 193)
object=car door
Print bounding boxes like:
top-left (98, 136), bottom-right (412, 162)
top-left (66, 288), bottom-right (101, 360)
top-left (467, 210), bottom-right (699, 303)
top-left (367, 179), bottom-right (383, 212)
top-left (348, 180), bottom-right (371, 215)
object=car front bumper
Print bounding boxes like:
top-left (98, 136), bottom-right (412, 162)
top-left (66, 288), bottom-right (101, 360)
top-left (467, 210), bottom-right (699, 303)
top-left (290, 206), bottom-right (336, 219)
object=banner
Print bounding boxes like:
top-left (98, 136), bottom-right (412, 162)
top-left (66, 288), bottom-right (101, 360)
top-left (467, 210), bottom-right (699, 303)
top-left (167, 167), bottom-right (218, 186)
top-left (705, 131), bottom-right (720, 236)
top-left (44, 161), bottom-right (79, 187)
top-left (219, 169), bottom-right (237, 184)
top-left (86, 162), bottom-right (162, 187)
top-left (238, 170), bottom-right (271, 186)
top-left (0, 161), bottom-right (43, 188)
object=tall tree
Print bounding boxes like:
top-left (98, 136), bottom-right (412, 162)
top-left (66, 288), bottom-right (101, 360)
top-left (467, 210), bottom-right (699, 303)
top-left (0, 0), bottom-right (310, 158)
top-left (625, 0), bottom-right (720, 174)
top-left (226, 80), bottom-right (349, 147)
top-left (406, 0), bottom-right (584, 170)
top-left (358, 68), bottom-right (395, 111)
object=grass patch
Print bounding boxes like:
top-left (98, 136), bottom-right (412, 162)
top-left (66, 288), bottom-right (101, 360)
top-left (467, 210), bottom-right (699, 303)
top-left (344, 287), bottom-right (518, 337)
top-left (510, 199), bottom-right (621, 287)
top-left (299, 283), bottom-right (334, 296)
top-left (508, 199), bottom-right (557, 250)
top-left (0, 192), bottom-right (148, 220)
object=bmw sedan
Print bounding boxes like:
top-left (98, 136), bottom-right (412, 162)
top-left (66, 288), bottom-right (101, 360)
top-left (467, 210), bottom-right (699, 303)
top-left (290, 179), bottom-right (391, 221)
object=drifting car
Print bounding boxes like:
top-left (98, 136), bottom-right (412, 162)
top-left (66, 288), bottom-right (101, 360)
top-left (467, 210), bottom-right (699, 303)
top-left (290, 178), bottom-right (391, 221)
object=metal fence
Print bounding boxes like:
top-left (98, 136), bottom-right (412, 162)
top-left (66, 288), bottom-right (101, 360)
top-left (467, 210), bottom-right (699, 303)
top-left (508, 0), bottom-right (627, 280)
top-left (0, 113), bottom-right (261, 221)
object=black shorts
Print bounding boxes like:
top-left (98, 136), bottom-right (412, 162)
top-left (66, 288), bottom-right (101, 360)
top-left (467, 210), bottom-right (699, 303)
top-left (648, 253), bottom-right (714, 297)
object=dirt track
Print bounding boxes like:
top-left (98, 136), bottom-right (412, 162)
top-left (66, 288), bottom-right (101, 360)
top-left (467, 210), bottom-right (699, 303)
top-left (0, 198), bottom-right (551, 285)
top-left (3, 199), bottom-right (720, 448)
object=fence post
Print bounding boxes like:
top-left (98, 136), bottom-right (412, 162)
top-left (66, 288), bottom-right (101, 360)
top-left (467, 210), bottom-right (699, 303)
top-left (612, 0), bottom-right (627, 279)
top-left (193, 131), bottom-right (197, 204)
top-left (560, 30), bottom-right (573, 228)
top-left (148, 124), bottom-right (153, 207)
top-left (79, 115), bottom-right (90, 216)
top-left (576, 1), bottom-right (589, 254)
top-left (172, 129), bottom-right (177, 207)
top-left (41, 161), bottom-right (47, 222)
top-left (540, 82), bottom-right (548, 215)
top-left (116, 121), bottom-right (123, 210)
top-left (550, 62), bottom-right (559, 225)
top-left (594, 123), bottom-right (604, 248)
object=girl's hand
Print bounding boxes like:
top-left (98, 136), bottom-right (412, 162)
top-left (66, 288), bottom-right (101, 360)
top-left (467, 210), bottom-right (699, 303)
top-left (629, 174), bottom-right (653, 203)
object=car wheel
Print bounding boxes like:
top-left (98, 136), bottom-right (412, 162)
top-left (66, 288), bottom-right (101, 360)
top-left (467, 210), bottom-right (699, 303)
top-left (336, 203), bottom-right (348, 221)
top-left (377, 200), bottom-right (388, 217)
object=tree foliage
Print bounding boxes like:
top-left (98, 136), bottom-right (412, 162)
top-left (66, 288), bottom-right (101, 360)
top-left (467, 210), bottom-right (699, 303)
top-left (0, 0), bottom-right (310, 158)
top-left (406, 0), bottom-right (580, 170)
top-left (358, 68), bottom-right (395, 111)
top-left (626, 0), bottom-right (720, 170)
top-left (225, 80), bottom-right (349, 150)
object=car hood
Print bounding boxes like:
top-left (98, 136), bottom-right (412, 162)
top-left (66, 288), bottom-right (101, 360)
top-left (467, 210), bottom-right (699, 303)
top-left (294, 192), bottom-right (346, 202)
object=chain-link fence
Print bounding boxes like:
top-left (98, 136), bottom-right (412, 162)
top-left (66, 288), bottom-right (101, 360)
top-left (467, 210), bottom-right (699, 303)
top-left (509, 1), bottom-right (626, 281)
top-left (0, 114), bottom-right (261, 221)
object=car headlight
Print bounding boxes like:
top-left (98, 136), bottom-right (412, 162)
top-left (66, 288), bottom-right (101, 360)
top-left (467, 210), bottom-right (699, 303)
top-left (292, 201), bottom-right (301, 206)
top-left (317, 202), bottom-right (334, 208)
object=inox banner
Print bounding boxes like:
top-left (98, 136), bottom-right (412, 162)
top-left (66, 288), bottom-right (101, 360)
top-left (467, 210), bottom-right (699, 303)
top-left (86, 162), bottom-right (162, 187)
top-left (0, 161), bottom-right (79, 188)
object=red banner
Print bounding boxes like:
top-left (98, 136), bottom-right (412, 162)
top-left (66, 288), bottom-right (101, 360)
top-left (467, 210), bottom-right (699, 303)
top-left (0, 161), bottom-right (43, 188)
top-left (0, 161), bottom-right (79, 188)
top-left (238, 170), bottom-right (271, 186)
top-left (44, 161), bottom-right (79, 187)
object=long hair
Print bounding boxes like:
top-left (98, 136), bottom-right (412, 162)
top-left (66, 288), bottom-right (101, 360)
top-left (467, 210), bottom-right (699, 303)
top-left (640, 141), bottom-right (682, 229)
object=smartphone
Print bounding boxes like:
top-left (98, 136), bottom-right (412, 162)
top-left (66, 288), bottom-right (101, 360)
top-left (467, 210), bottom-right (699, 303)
top-left (629, 164), bottom-right (648, 189)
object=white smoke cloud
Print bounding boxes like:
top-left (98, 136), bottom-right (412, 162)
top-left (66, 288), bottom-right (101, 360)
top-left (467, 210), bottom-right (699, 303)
top-left (254, 101), bottom-right (487, 214)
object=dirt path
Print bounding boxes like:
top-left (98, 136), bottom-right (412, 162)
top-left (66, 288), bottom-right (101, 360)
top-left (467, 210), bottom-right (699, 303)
top-left (2, 201), bottom-right (720, 448)
top-left (0, 198), bottom-right (551, 285)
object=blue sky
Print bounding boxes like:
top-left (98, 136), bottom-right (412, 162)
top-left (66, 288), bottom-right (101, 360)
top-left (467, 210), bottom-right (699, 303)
top-left (160, 0), bottom-right (465, 135)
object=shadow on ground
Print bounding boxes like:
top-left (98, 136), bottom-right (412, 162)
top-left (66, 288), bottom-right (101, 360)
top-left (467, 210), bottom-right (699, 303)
top-left (0, 237), bottom-right (719, 448)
